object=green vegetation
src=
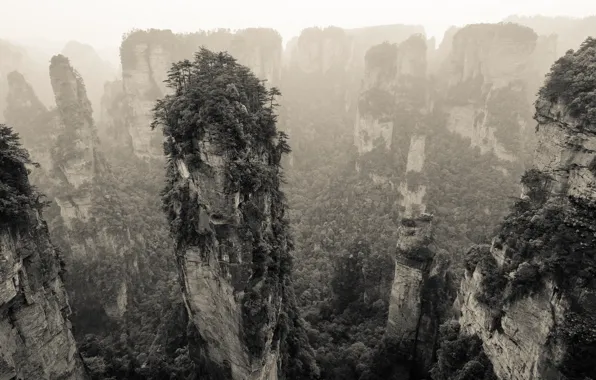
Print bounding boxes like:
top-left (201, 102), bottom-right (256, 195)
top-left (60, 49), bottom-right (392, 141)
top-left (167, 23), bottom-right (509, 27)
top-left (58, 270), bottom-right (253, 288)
top-left (0, 124), bottom-right (44, 228)
top-left (152, 48), bottom-right (318, 378)
top-left (464, 172), bottom-right (596, 378)
top-left (52, 157), bottom-right (194, 380)
top-left (538, 37), bottom-right (596, 127)
top-left (430, 321), bottom-right (497, 380)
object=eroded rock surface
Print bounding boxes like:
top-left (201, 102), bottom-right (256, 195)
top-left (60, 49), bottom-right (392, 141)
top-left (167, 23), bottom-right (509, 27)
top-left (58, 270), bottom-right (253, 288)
top-left (0, 126), bottom-right (87, 380)
top-left (458, 38), bottom-right (596, 380)
top-left (155, 49), bottom-right (318, 380)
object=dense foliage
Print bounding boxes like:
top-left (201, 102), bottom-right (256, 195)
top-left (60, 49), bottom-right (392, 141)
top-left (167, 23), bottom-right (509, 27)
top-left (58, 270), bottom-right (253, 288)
top-left (430, 321), bottom-right (497, 380)
top-left (539, 37), bottom-right (596, 127)
top-left (0, 124), bottom-right (44, 227)
top-left (282, 28), bottom-right (534, 379)
top-left (463, 164), bottom-right (596, 379)
top-left (12, 21), bottom-right (596, 380)
top-left (152, 48), bottom-right (318, 379)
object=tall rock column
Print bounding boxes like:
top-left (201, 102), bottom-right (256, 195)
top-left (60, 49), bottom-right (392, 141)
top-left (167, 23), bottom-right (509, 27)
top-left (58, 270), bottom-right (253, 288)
top-left (46, 55), bottom-right (132, 324)
top-left (153, 49), bottom-right (318, 380)
top-left (49, 54), bottom-right (102, 224)
top-left (0, 124), bottom-right (88, 380)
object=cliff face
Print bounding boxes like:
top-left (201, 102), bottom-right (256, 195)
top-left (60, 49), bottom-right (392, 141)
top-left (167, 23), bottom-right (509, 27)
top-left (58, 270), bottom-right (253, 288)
top-left (49, 55), bottom-right (103, 226)
top-left (353, 35), bottom-right (445, 374)
top-left (533, 98), bottom-right (596, 201)
top-left (155, 49), bottom-right (317, 380)
top-left (458, 37), bottom-right (596, 380)
top-left (355, 35), bottom-right (428, 157)
top-left (0, 125), bottom-right (87, 380)
top-left (5, 57), bottom-right (133, 326)
top-left (118, 29), bottom-right (284, 159)
top-left (458, 254), bottom-right (566, 380)
top-left (387, 215), bottom-right (434, 338)
top-left (441, 23), bottom-right (549, 163)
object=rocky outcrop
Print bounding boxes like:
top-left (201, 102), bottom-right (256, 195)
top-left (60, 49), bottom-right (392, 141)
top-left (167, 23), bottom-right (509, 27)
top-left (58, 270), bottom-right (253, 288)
top-left (458, 37), bottom-right (596, 380)
top-left (428, 26), bottom-right (459, 75)
top-left (458, 255), bottom-right (565, 380)
top-left (346, 24), bottom-right (426, 71)
top-left (155, 49), bottom-right (318, 380)
top-left (0, 125), bottom-right (88, 380)
top-left (5, 57), bottom-right (134, 326)
top-left (533, 98), bottom-right (596, 201)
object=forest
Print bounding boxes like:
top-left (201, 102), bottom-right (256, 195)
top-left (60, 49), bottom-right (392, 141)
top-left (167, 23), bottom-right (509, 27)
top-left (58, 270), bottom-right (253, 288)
top-left (0, 11), bottom-right (595, 380)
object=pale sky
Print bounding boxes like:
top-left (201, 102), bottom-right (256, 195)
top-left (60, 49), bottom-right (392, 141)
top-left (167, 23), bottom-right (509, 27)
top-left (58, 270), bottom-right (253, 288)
top-left (1, 0), bottom-right (596, 50)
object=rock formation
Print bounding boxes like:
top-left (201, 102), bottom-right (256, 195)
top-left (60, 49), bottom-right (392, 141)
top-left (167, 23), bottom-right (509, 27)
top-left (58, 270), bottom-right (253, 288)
top-left (354, 24), bottom-right (562, 377)
top-left (5, 56), bottom-right (133, 328)
top-left (61, 41), bottom-right (117, 120)
top-left (504, 14), bottom-right (596, 56)
top-left (7, 54), bottom-right (193, 377)
top-left (354, 35), bottom-right (428, 156)
top-left (49, 54), bottom-right (104, 226)
top-left (153, 48), bottom-right (318, 380)
top-left (0, 124), bottom-right (88, 380)
top-left (3, 71), bottom-right (56, 168)
top-left (457, 37), bottom-right (596, 380)
top-left (0, 40), bottom-right (54, 123)
top-left (346, 24), bottom-right (426, 70)
top-left (116, 28), bottom-right (284, 159)
top-left (440, 23), bottom-right (548, 163)
top-left (352, 35), bottom-right (449, 376)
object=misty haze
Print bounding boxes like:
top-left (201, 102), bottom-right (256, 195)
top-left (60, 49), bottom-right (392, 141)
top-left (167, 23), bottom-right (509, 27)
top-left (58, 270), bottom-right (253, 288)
top-left (1, 1), bottom-right (596, 379)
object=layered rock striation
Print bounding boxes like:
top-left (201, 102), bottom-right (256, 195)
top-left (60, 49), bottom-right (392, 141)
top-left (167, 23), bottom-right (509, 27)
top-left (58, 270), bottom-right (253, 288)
top-left (6, 56), bottom-right (134, 327)
top-left (458, 37), bottom-right (596, 380)
top-left (49, 54), bottom-right (104, 222)
top-left (154, 49), bottom-right (318, 380)
top-left (0, 124), bottom-right (88, 380)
